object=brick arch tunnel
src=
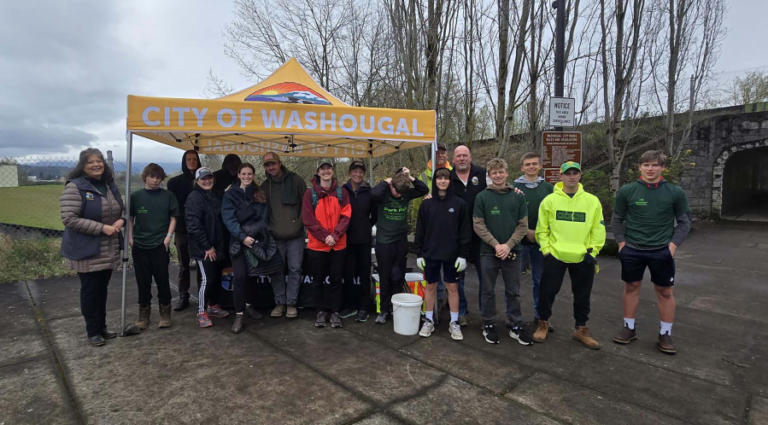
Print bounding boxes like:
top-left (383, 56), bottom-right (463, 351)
top-left (719, 142), bottom-right (768, 220)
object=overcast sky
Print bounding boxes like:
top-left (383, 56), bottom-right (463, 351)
top-left (0, 0), bottom-right (765, 165)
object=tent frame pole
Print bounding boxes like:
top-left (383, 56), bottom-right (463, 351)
top-left (120, 131), bottom-right (133, 336)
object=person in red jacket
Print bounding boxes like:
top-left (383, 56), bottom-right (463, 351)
top-left (302, 160), bottom-right (352, 328)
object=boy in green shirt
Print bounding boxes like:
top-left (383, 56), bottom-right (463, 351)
top-left (473, 158), bottom-right (532, 345)
top-left (129, 163), bottom-right (179, 330)
top-left (611, 150), bottom-right (691, 354)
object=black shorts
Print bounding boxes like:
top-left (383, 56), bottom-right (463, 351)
top-left (618, 246), bottom-right (676, 287)
top-left (424, 259), bottom-right (461, 283)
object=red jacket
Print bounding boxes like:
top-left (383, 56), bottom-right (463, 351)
top-left (302, 177), bottom-right (352, 251)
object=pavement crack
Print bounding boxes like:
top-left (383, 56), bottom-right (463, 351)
top-left (23, 280), bottom-right (87, 425)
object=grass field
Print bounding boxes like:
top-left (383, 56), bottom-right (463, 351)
top-left (0, 184), bottom-right (66, 230)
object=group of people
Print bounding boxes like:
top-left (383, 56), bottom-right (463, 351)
top-left (61, 144), bottom-right (690, 356)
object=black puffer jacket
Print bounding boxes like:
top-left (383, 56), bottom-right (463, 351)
top-left (167, 150), bottom-right (201, 232)
top-left (184, 185), bottom-right (225, 260)
top-left (342, 180), bottom-right (377, 245)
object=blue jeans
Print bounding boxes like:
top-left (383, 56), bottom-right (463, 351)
top-left (521, 244), bottom-right (544, 318)
top-left (274, 236), bottom-right (305, 305)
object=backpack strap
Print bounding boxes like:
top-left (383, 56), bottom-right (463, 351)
top-left (311, 187), bottom-right (343, 209)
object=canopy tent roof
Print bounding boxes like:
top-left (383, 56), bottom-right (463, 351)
top-left (126, 58), bottom-right (436, 158)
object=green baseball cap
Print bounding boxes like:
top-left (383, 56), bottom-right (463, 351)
top-left (560, 161), bottom-right (581, 173)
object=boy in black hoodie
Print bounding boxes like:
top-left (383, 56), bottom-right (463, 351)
top-left (167, 149), bottom-right (202, 310)
top-left (415, 168), bottom-right (471, 340)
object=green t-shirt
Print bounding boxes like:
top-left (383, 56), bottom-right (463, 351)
top-left (613, 180), bottom-right (690, 248)
top-left (130, 188), bottom-right (180, 249)
top-left (473, 189), bottom-right (528, 254)
top-left (376, 192), bottom-right (417, 244)
top-left (513, 180), bottom-right (554, 230)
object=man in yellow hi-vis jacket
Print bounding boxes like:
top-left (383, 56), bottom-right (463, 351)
top-left (533, 161), bottom-right (606, 349)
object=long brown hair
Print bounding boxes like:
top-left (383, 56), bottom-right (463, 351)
top-left (67, 148), bottom-right (115, 183)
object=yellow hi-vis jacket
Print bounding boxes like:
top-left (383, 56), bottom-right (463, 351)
top-left (535, 182), bottom-right (606, 263)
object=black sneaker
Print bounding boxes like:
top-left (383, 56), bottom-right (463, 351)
top-left (508, 325), bottom-right (533, 346)
top-left (355, 310), bottom-right (369, 322)
top-left (339, 308), bottom-right (358, 319)
top-left (482, 324), bottom-right (500, 344)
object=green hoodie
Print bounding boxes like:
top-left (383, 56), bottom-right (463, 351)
top-left (535, 182), bottom-right (606, 263)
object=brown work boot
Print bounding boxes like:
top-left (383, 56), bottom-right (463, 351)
top-left (612, 324), bottom-right (637, 344)
top-left (136, 304), bottom-right (151, 330)
top-left (532, 320), bottom-right (549, 343)
top-left (270, 304), bottom-right (285, 318)
top-left (158, 304), bottom-right (172, 328)
top-left (657, 332), bottom-right (676, 355)
top-left (573, 326), bottom-right (601, 350)
top-left (285, 305), bottom-right (298, 319)
top-left (231, 313), bottom-right (244, 334)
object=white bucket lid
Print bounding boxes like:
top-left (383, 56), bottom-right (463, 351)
top-left (391, 293), bottom-right (422, 306)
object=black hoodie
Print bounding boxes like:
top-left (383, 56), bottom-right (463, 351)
top-left (167, 150), bottom-right (201, 232)
top-left (342, 180), bottom-right (377, 245)
top-left (414, 172), bottom-right (471, 261)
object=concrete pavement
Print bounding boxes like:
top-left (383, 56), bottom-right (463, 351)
top-left (1, 222), bottom-right (767, 424)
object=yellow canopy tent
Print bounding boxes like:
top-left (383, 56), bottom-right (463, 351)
top-left (118, 58), bottom-right (437, 334)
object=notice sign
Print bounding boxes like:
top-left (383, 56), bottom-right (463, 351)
top-left (548, 97), bottom-right (575, 127)
top-left (542, 131), bottom-right (582, 183)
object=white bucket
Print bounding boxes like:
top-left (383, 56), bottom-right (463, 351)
top-left (391, 293), bottom-right (423, 335)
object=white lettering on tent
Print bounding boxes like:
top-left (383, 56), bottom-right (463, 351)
top-left (240, 109), bottom-right (253, 128)
top-left (412, 119), bottom-right (424, 137)
top-left (395, 118), bottom-right (410, 135)
top-left (164, 107), bottom-right (171, 126)
top-left (378, 117), bottom-right (394, 135)
top-left (339, 114), bottom-right (356, 132)
top-left (319, 113), bottom-right (336, 131)
top-left (172, 107), bottom-right (189, 127)
top-left (304, 111), bottom-right (317, 130)
top-left (286, 111), bottom-right (303, 129)
top-left (261, 110), bottom-right (285, 128)
top-left (142, 107), bottom-right (160, 126)
top-left (192, 108), bottom-right (207, 127)
top-left (314, 145), bottom-right (328, 154)
top-left (360, 115), bottom-right (374, 134)
top-left (217, 109), bottom-right (237, 128)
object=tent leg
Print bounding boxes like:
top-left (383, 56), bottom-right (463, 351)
top-left (120, 132), bottom-right (134, 337)
top-left (431, 140), bottom-right (436, 174)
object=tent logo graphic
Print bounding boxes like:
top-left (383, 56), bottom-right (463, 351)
top-left (245, 82), bottom-right (331, 105)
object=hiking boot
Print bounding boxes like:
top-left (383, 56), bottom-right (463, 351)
top-left (330, 312), bottom-right (343, 328)
top-left (231, 313), bottom-right (244, 334)
top-left (314, 311), bottom-right (328, 328)
top-left (419, 319), bottom-right (435, 337)
top-left (573, 326), bottom-right (601, 350)
top-left (508, 324), bottom-right (533, 346)
top-left (197, 312), bottom-right (213, 328)
top-left (158, 304), bottom-right (172, 328)
top-left (449, 321), bottom-right (464, 341)
top-left (101, 328), bottom-right (118, 339)
top-left (657, 332), bottom-right (676, 355)
top-left (207, 304), bottom-right (230, 319)
top-left (285, 305), bottom-right (298, 319)
top-left (482, 323), bottom-right (500, 344)
top-left (355, 310), bottom-right (369, 322)
top-left (612, 324), bottom-right (638, 344)
top-left (136, 304), bottom-right (151, 330)
top-left (174, 294), bottom-right (189, 311)
top-left (375, 312), bottom-right (388, 324)
top-left (458, 314), bottom-right (468, 327)
top-left (245, 304), bottom-right (263, 320)
top-left (88, 335), bottom-right (105, 347)
top-left (532, 320), bottom-right (549, 343)
top-left (270, 304), bottom-right (286, 318)
top-left (340, 308), bottom-right (358, 319)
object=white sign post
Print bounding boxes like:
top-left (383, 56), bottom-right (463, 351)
top-left (549, 97), bottom-right (575, 127)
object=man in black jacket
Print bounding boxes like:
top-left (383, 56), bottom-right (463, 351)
top-left (341, 160), bottom-right (377, 322)
top-left (167, 149), bottom-right (202, 310)
top-left (415, 167), bottom-right (471, 341)
top-left (449, 145), bottom-right (487, 325)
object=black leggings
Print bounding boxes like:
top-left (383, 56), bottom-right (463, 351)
top-left (375, 239), bottom-right (408, 314)
top-left (79, 269), bottom-right (112, 337)
top-left (231, 254), bottom-right (284, 314)
top-left (196, 258), bottom-right (222, 314)
top-left (308, 249), bottom-right (346, 313)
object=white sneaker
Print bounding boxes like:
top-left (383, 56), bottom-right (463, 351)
top-left (419, 319), bottom-right (435, 337)
top-left (449, 321), bottom-right (464, 341)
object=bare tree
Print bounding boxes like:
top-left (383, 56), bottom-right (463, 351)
top-left (730, 71), bottom-right (768, 105)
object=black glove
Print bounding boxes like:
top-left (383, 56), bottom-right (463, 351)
top-left (583, 248), bottom-right (596, 266)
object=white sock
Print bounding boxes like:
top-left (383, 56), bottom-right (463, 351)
top-left (624, 318), bottom-right (635, 330)
top-left (450, 312), bottom-right (459, 323)
top-left (426, 311), bottom-right (434, 322)
top-left (660, 321), bottom-right (673, 335)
